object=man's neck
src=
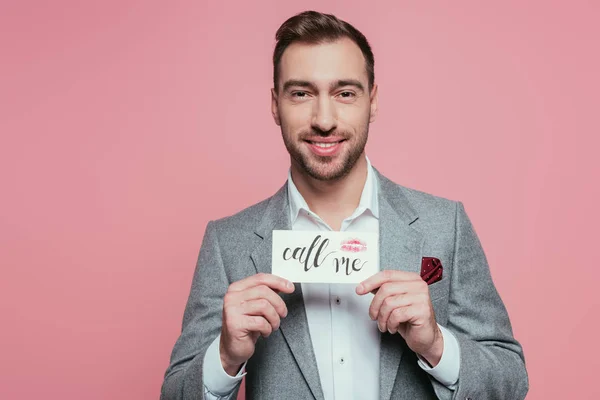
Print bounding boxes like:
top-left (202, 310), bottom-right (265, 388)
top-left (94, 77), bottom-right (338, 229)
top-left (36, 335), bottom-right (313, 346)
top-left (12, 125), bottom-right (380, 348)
top-left (290, 155), bottom-right (368, 231)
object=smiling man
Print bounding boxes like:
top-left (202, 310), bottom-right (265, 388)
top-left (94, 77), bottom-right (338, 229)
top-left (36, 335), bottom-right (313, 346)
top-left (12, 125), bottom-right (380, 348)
top-left (161, 11), bottom-right (528, 400)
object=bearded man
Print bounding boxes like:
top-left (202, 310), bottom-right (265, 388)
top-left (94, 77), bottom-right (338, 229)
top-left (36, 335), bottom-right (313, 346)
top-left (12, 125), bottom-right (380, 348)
top-left (161, 10), bottom-right (528, 400)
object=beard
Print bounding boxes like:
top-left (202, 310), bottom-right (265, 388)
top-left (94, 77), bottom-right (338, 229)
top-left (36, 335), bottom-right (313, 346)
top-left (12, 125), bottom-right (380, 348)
top-left (281, 122), bottom-right (369, 181)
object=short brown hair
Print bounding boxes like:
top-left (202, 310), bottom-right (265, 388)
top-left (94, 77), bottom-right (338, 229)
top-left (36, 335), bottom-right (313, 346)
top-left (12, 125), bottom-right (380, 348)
top-left (273, 10), bottom-right (375, 92)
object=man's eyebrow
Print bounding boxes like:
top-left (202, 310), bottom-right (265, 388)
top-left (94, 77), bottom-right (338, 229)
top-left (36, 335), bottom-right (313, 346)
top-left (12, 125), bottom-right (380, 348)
top-left (332, 79), bottom-right (364, 92)
top-left (281, 79), bottom-right (365, 93)
top-left (282, 80), bottom-right (317, 92)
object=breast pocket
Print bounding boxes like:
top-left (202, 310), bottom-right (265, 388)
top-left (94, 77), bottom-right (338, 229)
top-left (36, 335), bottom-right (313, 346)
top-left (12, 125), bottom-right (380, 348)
top-left (428, 278), bottom-right (449, 302)
top-left (428, 279), bottom-right (449, 324)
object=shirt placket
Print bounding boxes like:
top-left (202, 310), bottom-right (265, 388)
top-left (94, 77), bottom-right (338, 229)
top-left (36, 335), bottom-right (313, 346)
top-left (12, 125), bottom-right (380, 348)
top-left (329, 282), bottom-right (353, 399)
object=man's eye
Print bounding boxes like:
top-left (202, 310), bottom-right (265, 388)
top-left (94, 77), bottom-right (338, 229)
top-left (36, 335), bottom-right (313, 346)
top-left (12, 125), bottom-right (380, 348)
top-left (339, 91), bottom-right (355, 98)
top-left (292, 91), bottom-right (308, 98)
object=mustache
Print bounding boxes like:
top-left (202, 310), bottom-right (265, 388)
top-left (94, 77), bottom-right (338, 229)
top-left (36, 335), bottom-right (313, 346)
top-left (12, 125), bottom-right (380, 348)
top-left (298, 130), bottom-right (350, 141)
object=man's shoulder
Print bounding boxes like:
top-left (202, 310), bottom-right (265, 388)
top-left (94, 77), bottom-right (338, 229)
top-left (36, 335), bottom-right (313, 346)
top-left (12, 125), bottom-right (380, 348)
top-left (378, 172), bottom-right (459, 218)
top-left (209, 186), bottom-right (284, 234)
top-left (400, 184), bottom-right (458, 212)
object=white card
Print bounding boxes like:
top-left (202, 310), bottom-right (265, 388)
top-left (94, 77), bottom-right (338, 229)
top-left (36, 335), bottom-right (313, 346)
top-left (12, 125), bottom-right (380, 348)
top-left (271, 230), bottom-right (379, 284)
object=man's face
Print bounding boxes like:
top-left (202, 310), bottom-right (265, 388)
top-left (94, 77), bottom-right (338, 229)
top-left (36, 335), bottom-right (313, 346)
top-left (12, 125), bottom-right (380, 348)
top-left (272, 38), bottom-right (378, 181)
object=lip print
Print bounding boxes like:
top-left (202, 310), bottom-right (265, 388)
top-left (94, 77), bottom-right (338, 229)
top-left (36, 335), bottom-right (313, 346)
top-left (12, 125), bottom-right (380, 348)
top-left (340, 238), bottom-right (367, 253)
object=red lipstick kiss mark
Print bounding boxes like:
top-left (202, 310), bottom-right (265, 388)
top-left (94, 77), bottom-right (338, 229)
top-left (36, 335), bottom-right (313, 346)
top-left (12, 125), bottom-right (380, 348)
top-left (340, 238), bottom-right (367, 253)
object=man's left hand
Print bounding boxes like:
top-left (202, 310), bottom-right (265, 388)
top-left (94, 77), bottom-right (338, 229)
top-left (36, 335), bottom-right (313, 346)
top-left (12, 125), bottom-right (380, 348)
top-left (356, 270), bottom-right (443, 367)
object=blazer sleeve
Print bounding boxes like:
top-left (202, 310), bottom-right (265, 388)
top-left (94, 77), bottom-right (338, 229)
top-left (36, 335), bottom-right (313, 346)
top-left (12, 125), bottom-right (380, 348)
top-left (430, 202), bottom-right (529, 400)
top-left (160, 221), bottom-right (242, 400)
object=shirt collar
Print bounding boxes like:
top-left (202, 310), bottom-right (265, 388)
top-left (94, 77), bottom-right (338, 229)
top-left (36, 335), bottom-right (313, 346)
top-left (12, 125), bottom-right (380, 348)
top-left (287, 156), bottom-right (379, 225)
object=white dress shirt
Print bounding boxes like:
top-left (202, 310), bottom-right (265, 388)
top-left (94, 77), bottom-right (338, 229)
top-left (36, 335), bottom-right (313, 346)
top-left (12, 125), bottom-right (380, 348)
top-left (202, 158), bottom-right (460, 399)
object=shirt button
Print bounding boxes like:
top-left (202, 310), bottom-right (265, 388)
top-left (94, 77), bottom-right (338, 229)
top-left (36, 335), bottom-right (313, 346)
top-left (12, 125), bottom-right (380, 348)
top-left (335, 296), bottom-right (341, 305)
top-left (340, 357), bottom-right (345, 364)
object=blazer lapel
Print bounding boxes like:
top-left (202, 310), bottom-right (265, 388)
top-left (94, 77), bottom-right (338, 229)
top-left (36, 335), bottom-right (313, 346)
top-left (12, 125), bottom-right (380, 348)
top-left (250, 184), bottom-right (325, 400)
top-left (376, 170), bottom-right (425, 400)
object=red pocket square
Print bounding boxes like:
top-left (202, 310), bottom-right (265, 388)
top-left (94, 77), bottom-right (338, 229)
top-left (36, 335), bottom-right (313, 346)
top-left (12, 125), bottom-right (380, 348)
top-left (421, 257), bottom-right (443, 285)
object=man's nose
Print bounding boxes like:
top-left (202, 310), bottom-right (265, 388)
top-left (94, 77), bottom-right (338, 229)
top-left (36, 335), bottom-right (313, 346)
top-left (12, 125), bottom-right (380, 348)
top-left (311, 96), bottom-right (337, 133)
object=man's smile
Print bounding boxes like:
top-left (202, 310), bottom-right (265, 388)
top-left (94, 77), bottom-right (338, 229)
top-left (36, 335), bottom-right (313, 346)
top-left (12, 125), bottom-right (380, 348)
top-left (304, 138), bottom-right (346, 156)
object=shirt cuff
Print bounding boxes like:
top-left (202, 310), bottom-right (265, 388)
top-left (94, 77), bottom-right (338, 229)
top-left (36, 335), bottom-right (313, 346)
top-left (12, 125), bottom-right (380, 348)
top-left (203, 334), bottom-right (247, 396)
top-left (416, 324), bottom-right (460, 388)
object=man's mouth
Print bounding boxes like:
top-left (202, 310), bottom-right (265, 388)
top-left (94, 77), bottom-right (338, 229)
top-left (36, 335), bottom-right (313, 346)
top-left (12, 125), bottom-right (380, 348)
top-left (306, 140), bottom-right (345, 148)
top-left (304, 139), bottom-right (345, 156)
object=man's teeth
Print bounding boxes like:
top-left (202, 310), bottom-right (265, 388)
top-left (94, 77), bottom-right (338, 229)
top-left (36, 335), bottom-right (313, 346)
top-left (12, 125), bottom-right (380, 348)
top-left (312, 142), bottom-right (339, 148)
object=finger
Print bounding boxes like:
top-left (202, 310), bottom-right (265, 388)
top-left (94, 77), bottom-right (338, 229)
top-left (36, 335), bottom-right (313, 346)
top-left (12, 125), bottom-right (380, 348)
top-left (356, 270), bottom-right (422, 295)
top-left (368, 281), bottom-right (424, 320)
top-left (377, 293), bottom-right (421, 332)
top-left (230, 273), bottom-right (294, 294)
top-left (240, 285), bottom-right (289, 318)
top-left (240, 299), bottom-right (281, 331)
top-left (244, 315), bottom-right (273, 338)
top-left (386, 306), bottom-right (419, 334)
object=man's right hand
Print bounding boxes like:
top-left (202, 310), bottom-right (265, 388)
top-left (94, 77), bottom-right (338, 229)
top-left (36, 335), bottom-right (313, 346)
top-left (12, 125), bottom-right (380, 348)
top-left (219, 273), bottom-right (295, 376)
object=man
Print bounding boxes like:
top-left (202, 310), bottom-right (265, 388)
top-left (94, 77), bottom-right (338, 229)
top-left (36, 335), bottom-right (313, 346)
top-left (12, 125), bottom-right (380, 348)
top-left (161, 10), bottom-right (528, 400)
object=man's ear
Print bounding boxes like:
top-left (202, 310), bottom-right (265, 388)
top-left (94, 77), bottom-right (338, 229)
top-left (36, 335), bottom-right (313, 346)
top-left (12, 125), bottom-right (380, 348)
top-left (369, 83), bottom-right (379, 123)
top-left (271, 88), bottom-right (281, 126)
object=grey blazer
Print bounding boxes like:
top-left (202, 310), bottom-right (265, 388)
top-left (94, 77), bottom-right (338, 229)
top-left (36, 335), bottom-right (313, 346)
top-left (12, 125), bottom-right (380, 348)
top-left (160, 170), bottom-right (528, 400)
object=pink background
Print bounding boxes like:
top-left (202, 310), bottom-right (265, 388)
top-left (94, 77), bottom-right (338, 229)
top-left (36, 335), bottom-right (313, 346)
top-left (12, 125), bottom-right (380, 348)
top-left (1, 1), bottom-right (598, 399)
